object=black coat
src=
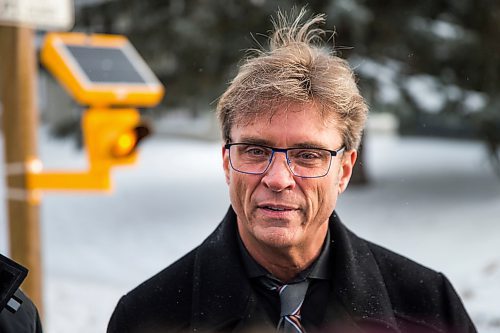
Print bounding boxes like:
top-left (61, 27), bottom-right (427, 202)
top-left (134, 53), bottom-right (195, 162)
top-left (107, 208), bottom-right (477, 333)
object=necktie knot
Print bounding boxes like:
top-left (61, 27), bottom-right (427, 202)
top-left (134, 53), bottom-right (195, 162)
top-left (277, 282), bottom-right (308, 318)
top-left (260, 278), bottom-right (309, 333)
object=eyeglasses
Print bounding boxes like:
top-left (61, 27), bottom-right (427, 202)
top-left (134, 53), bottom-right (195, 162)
top-left (225, 142), bottom-right (345, 178)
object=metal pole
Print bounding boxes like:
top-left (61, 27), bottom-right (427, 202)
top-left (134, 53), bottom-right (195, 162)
top-left (0, 25), bottom-right (43, 315)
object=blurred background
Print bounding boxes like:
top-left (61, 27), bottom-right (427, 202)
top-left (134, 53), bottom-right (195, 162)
top-left (38, 0), bottom-right (500, 182)
top-left (1, 0), bottom-right (499, 332)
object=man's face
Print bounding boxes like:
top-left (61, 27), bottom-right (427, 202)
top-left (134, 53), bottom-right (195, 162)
top-left (222, 102), bottom-right (357, 252)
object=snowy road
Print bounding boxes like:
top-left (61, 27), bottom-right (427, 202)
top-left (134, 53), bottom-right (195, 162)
top-left (1, 131), bottom-right (499, 332)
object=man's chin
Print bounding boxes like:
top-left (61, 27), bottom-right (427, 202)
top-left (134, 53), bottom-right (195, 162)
top-left (253, 225), bottom-right (301, 249)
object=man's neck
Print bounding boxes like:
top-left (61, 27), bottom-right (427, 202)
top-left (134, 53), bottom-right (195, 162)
top-left (237, 223), bottom-right (328, 282)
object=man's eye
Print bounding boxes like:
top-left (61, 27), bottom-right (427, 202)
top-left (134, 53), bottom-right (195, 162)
top-left (296, 150), bottom-right (322, 160)
top-left (242, 146), bottom-right (268, 157)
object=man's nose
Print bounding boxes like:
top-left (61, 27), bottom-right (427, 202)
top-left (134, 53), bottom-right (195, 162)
top-left (261, 152), bottom-right (296, 192)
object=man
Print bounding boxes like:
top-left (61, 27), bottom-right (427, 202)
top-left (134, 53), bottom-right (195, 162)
top-left (108, 10), bottom-right (476, 333)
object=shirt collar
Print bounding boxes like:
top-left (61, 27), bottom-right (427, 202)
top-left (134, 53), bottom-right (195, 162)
top-left (237, 229), bottom-right (331, 282)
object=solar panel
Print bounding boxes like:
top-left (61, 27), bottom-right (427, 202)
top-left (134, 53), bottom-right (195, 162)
top-left (41, 32), bottom-right (164, 107)
top-left (65, 46), bottom-right (147, 84)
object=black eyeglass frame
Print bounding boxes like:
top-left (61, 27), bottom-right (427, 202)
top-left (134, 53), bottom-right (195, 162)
top-left (224, 142), bottom-right (346, 179)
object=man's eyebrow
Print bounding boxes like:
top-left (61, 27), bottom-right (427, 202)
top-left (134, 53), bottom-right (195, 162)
top-left (237, 137), bottom-right (273, 146)
top-left (236, 136), bottom-right (331, 150)
top-left (291, 142), bottom-right (331, 150)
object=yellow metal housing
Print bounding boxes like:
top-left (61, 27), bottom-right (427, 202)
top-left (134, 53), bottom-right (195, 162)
top-left (27, 108), bottom-right (148, 191)
top-left (83, 108), bottom-right (141, 168)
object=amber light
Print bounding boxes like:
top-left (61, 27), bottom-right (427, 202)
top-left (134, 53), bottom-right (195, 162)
top-left (112, 131), bottom-right (137, 157)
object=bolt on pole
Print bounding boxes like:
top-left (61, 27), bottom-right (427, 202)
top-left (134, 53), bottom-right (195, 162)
top-left (0, 25), bottom-right (43, 315)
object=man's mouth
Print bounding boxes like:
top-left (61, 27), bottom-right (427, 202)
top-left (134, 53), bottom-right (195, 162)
top-left (259, 204), bottom-right (297, 212)
top-left (264, 206), bottom-right (288, 211)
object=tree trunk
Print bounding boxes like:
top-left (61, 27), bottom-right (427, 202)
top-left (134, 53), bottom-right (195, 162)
top-left (350, 135), bottom-right (369, 186)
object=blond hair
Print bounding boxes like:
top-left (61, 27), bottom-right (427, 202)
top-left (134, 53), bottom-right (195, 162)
top-left (216, 9), bottom-right (368, 150)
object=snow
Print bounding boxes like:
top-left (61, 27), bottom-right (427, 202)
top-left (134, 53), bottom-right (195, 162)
top-left (1, 128), bottom-right (500, 332)
top-left (403, 75), bottom-right (489, 115)
top-left (326, 0), bottom-right (373, 25)
top-left (431, 20), bottom-right (463, 40)
top-left (351, 56), bottom-right (402, 105)
top-left (463, 91), bottom-right (488, 114)
top-left (404, 75), bottom-right (446, 113)
top-left (352, 57), bottom-right (488, 115)
top-left (410, 17), bottom-right (471, 42)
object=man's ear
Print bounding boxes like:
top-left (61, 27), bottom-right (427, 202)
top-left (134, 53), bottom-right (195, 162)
top-left (338, 149), bottom-right (357, 194)
top-left (222, 145), bottom-right (230, 185)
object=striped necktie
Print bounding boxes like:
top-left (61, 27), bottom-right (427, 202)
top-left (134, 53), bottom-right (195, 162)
top-left (262, 278), bottom-right (310, 333)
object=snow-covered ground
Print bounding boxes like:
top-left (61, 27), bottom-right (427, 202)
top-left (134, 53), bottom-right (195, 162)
top-left (1, 129), bottom-right (499, 332)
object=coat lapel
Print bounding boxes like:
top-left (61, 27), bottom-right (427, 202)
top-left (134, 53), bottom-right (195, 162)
top-left (190, 208), bottom-right (264, 332)
top-left (327, 211), bottom-right (401, 332)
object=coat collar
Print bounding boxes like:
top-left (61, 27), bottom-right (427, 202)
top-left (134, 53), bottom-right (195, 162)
top-left (190, 207), bottom-right (256, 331)
top-left (328, 211), bottom-right (400, 332)
top-left (191, 207), bottom-right (400, 332)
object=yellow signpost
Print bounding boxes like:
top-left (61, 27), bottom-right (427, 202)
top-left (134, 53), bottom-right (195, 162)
top-left (1, 27), bottom-right (164, 317)
top-left (0, 25), bottom-right (43, 314)
top-left (27, 33), bottom-right (164, 194)
top-left (1, 0), bottom-right (75, 315)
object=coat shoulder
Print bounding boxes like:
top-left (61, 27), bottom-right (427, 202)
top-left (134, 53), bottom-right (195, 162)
top-left (366, 240), bottom-right (443, 294)
top-left (107, 248), bottom-right (198, 333)
top-left (365, 240), bottom-right (475, 332)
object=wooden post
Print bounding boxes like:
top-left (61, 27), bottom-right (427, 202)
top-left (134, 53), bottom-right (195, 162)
top-left (0, 25), bottom-right (43, 315)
